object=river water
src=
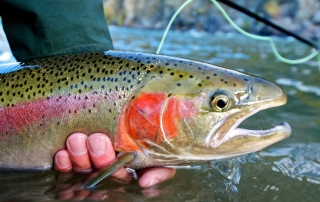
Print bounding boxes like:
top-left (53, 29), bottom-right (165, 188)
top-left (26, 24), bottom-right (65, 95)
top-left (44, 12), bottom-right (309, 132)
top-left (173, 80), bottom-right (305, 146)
top-left (0, 25), bottom-right (320, 201)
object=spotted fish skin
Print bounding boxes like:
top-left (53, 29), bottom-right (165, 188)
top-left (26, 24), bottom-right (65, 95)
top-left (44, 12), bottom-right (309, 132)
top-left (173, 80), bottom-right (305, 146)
top-left (0, 51), bottom-right (147, 169)
top-left (0, 50), bottom-right (290, 170)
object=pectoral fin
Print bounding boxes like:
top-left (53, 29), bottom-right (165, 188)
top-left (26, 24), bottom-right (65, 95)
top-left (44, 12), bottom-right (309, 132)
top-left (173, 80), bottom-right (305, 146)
top-left (83, 152), bottom-right (137, 189)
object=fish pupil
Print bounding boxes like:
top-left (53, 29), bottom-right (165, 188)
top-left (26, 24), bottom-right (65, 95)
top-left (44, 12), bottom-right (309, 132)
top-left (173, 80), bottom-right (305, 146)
top-left (217, 99), bottom-right (227, 109)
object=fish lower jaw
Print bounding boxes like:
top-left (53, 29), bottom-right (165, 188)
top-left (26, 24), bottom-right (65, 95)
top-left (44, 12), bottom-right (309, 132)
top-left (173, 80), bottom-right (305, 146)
top-left (211, 122), bottom-right (291, 149)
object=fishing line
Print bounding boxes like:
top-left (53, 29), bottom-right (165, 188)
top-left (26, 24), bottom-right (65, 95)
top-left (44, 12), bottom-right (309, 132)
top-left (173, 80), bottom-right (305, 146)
top-left (156, 0), bottom-right (320, 71)
top-left (156, 0), bottom-right (193, 55)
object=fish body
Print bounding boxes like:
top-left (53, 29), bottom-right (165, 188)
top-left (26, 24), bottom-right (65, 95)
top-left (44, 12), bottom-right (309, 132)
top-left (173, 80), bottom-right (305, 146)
top-left (0, 50), bottom-right (291, 170)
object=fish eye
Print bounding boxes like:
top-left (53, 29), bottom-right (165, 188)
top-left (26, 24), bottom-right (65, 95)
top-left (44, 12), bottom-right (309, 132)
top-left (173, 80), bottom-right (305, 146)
top-left (210, 93), bottom-right (232, 112)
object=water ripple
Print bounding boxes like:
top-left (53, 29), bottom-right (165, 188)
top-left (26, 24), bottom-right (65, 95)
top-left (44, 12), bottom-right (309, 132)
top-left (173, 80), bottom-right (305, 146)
top-left (264, 143), bottom-right (320, 184)
top-left (276, 78), bottom-right (320, 96)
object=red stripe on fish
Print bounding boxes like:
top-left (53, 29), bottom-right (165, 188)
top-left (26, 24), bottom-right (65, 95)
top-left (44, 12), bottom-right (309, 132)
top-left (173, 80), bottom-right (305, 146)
top-left (0, 92), bottom-right (118, 136)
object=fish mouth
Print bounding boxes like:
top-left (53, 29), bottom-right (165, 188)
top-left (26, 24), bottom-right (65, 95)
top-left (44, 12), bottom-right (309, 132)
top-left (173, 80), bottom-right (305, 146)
top-left (207, 106), bottom-right (292, 152)
top-left (224, 122), bottom-right (291, 144)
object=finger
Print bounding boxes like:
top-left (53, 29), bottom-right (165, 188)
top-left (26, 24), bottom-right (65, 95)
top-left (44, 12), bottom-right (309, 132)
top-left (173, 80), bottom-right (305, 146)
top-left (54, 150), bottom-right (72, 172)
top-left (86, 133), bottom-right (115, 169)
top-left (139, 168), bottom-right (176, 188)
top-left (86, 133), bottom-right (132, 180)
top-left (66, 133), bottom-right (92, 173)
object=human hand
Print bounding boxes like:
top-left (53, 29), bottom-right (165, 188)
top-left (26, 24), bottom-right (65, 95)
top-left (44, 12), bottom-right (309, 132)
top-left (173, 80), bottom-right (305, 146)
top-left (54, 133), bottom-right (176, 188)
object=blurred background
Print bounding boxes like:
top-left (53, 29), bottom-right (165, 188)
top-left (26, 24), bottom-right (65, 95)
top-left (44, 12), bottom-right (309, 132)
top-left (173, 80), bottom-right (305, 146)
top-left (103, 0), bottom-right (320, 39)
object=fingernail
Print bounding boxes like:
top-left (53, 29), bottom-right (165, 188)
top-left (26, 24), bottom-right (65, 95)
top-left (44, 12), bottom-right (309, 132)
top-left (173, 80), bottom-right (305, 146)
top-left (67, 135), bottom-right (87, 156)
top-left (88, 135), bottom-right (107, 156)
top-left (148, 177), bottom-right (160, 187)
top-left (56, 152), bottom-right (71, 170)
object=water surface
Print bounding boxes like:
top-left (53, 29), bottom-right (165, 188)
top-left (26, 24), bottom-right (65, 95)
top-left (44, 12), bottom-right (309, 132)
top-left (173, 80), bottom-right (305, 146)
top-left (0, 25), bottom-right (320, 201)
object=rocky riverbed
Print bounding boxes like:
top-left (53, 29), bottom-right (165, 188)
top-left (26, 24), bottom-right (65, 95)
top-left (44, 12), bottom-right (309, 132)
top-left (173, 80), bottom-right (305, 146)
top-left (103, 0), bottom-right (320, 40)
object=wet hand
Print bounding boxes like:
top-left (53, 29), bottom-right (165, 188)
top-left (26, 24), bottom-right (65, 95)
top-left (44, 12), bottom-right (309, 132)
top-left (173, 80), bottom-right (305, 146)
top-left (54, 133), bottom-right (176, 188)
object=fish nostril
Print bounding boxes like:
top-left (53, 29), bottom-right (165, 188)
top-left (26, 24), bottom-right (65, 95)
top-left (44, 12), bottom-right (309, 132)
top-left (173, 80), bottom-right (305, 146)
top-left (247, 84), bottom-right (253, 94)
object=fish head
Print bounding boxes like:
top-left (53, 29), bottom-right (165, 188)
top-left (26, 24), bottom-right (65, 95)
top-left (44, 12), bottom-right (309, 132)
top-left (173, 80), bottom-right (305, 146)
top-left (117, 54), bottom-right (291, 166)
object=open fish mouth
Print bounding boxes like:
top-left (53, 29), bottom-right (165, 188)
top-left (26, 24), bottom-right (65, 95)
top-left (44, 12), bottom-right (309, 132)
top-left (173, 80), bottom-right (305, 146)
top-left (226, 122), bottom-right (292, 143)
top-left (208, 113), bottom-right (292, 150)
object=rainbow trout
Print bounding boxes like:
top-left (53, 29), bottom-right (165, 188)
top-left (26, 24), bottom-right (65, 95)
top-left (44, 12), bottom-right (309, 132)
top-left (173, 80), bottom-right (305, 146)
top-left (0, 51), bottom-right (291, 186)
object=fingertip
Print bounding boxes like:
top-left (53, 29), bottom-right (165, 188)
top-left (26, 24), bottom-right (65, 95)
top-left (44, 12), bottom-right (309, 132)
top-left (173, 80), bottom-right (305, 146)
top-left (66, 133), bottom-right (91, 172)
top-left (139, 168), bottom-right (176, 188)
top-left (87, 133), bottom-right (116, 169)
top-left (66, 133), bottom-right (88, 155)
top-left (54, 150), bottom-right (72, 172)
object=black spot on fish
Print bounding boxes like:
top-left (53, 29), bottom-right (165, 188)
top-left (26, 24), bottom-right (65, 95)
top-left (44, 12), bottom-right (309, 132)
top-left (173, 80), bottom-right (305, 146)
top-left (244, 78), bottom-right (248, 81)
top-left (170, 72), bottom-right (175, 76)
top-left (214, 73), bottom-right (217, 76)
top-left (233, 83), bottom-right (236, 87)
top-left (177, 83), bottom-right (181, 86)
top-left (206, 76), bottom-right (210, 80)
top-left (198, 83), bottom-right (202, 87)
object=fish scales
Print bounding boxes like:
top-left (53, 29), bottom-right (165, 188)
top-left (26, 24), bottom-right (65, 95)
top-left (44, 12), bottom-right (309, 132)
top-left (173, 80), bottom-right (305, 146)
top-left (0, 50), bottom-right (291, 171)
